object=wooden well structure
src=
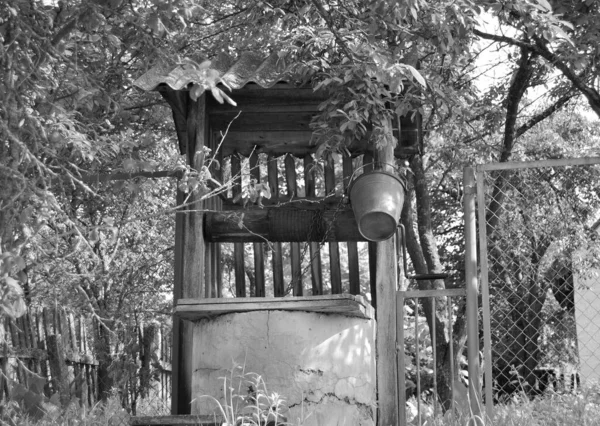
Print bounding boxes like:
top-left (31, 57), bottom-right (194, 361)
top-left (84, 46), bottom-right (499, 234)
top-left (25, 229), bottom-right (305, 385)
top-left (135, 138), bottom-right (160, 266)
top-left (135, 52), bottom-right (422, 424)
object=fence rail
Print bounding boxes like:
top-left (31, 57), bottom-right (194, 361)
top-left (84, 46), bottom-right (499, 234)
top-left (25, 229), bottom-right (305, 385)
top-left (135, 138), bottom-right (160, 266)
top-left (397, 288), bottom-right (468, 424)
top-left (209, 152), bottom-right (385, 304)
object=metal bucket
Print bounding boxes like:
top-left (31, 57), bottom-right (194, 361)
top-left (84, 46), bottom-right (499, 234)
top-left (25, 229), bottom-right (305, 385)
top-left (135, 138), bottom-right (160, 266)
top-left (349, 170), bottom-right (405, 241)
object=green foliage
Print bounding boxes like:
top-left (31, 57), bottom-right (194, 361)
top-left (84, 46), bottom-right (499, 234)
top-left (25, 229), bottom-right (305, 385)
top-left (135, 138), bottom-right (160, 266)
top-left (198, 362), bottom-right (299, 426)
top-left (1, 0), bottom-right (600, 418)
top-left (0, 393), bottom-right (132, 426)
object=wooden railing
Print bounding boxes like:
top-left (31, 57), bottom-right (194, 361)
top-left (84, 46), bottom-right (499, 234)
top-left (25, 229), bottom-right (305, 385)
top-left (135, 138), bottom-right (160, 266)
top-left (1, 307), bottom-right (171, 412)
top-left (204, 152), bottom-right (379, 304)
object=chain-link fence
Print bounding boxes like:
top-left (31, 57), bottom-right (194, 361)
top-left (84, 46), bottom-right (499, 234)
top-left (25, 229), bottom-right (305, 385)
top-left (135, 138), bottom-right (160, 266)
top-left (477, 159), bottom-right (600, 409)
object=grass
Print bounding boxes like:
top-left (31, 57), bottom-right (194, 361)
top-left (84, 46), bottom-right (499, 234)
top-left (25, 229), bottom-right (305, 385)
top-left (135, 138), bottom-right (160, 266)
top-left (404, 384), bottom-right (600, 426)
top-left (4, 381), bottom-right (600, 425)
top-left (194, 362), bottom-right (303, 426)
top-left (492, 386), bottom-right (600, 426)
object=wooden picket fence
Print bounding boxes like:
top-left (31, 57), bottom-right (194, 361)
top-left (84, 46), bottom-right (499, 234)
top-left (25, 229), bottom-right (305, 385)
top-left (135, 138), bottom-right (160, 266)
top-left (0, 307), bottom-right (172, 412)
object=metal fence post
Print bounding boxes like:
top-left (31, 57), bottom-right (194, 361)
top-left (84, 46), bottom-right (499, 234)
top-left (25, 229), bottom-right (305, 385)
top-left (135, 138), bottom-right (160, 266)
top-left (464, 167), bottom-right (482, 419)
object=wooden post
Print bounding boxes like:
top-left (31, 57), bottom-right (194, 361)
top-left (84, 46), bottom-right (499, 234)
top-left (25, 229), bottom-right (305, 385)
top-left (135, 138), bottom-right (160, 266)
top-left (343, 156), bottom-right (361, 295)
top-left (373, 141), bottom-right (398, 426)
top-left (47, 334), bottom-right (70, 406)
top-left (173, 94), bottom-right (208, 414)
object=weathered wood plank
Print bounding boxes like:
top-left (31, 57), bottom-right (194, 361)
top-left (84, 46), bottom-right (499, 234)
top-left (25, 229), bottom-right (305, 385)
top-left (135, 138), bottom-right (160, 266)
top-left (303, 155), bottom-right (323, 295)
top-left (131, 414), bottom-right (223, 426)
top-left (176, 294), bottom-right (375, 321)
top-left (343, 156), bottom-right (361, 295)
top-left (217, 131), bottom-right (421, 158)
top-left (268, 155), bottom-right (285, 297)
top-left (218, 131), bottom-right (421, 158)
top-left (204, 207), bottom-right (365, 243)
top-left (0, 346), bottom-right (46, 360)
top-left (210, 112), bottom-right (315, 132)
top-left (0, 325), bottom-right (9, 400)
top-left (206, 85), bottom-right (326, 114)
top-left (285, 154), bottom-right (303, 296)
top-left (249, 152), bottom-right (265, 297)
top-left (222, 195), bottom-right (346, 210)
top-left (231, 154), bottom-right (246, 297)
top-left (324, 161), bottom-right (342, 294)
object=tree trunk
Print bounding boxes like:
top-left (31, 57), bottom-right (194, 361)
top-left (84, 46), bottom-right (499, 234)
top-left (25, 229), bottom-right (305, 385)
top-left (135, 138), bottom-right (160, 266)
top-left (403, 156), bottom-right (454, 411)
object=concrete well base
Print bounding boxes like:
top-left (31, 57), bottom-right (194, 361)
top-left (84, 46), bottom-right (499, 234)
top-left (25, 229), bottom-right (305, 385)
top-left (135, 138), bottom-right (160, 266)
top-left (191, 309), bottom-right (376, 426)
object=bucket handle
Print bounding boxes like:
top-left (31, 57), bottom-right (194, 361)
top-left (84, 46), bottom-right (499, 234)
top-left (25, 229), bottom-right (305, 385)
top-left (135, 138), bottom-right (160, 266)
top-left (346, 161), bottom-right (404, 193)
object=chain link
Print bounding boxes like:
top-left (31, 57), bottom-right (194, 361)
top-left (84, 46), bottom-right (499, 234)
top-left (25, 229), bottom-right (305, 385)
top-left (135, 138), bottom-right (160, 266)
top-left (481, 163), bottom-right (600, 400)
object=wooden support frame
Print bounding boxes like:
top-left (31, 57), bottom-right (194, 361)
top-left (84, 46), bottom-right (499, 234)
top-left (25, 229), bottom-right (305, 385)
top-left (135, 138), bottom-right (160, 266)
top-left (172, 94), bottom-right (209, 415)
top-left (373, 141), bottom-right (399, 426)
top-left (159, 77), bottom-right (422, 423)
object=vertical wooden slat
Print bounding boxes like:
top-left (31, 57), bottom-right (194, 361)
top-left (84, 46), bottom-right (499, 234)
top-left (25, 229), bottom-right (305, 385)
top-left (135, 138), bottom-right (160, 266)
top-left (325, 161), bottom-right (342, 294)
top-left (35, 310), bottom-right (50, 397)
top-left (78, 315), bottom-right (90, 405)
top-left (20, 313), bottom-right (33, 380)
top-left (7, 319), bottom-right (24, 384)
top-left (90, 318), bottom-right (99, 403)
top-left (67, 312), bottom-right (78, 354)
top-left (204, 212), bottom-right (213, 299)
top-left (59, 308), bottom-right (70, 352)
top-left (68, 312), bottom-right (83, 402)
top-left (285, 154), bottom-right (303, 296)
top-left (24, 312), bottom-right (35, 350)
top-left (0, 321), bottom-right (8, 400)
top-left (303, 155), bottom-right (323, 295)
top-left (18, 315), bottom-right (30, 384)
top-left (363, 153), bottom-right (378, 306)
top-left (17, 315), bottom-right (28, 349)
top-left (268, 155), bottom-right (285, 296)
top-left (27, 311), bottom-right (41, 378)
top-left (204, 234), bottom-right (213, 298)
top-left (47, 334), bottom-right (70, 406)
top-left (42, 307), bottom-right (52, 341)
top-left (206, 131), bottom-right (222, 299)
top-left (250, 152), bottom-right (265, 297)
top-left (231, 153), bottom-right (246, 297)
top-left (343, 156), bottom-right (361, 295)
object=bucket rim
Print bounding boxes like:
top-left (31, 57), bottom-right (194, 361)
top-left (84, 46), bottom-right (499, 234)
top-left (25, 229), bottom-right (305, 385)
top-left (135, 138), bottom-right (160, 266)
top-left (348, 169), bottom-right (407, 195)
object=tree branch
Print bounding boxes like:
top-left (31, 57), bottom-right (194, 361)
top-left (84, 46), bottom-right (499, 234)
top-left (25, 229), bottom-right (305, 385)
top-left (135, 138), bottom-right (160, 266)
top-left (474, 29), bottom-right (600, 118)
top-left (81, 170), bottom-right (183, 184)
top-left (486, 47), bottom-right (534, 232)
top-left (310, 0), bottom-right (354, 60)
top-left (533, 39), bottom-right (600, 118)
top-left (515, 92), bottom-right (574, 138)
top-left (473, 29), bottom-right (534, 50)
